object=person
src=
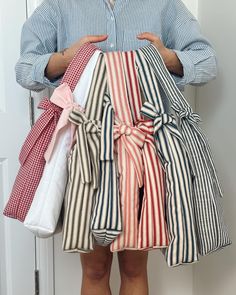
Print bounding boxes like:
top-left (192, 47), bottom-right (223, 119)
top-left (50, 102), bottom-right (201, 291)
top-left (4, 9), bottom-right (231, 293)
top-left (15, 1), bottom-right (217, 294)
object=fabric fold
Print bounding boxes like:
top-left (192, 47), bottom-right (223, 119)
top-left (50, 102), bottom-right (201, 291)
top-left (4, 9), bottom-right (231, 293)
top-left (3, 98), bottom-right (61, 221)
top-left (136, 48), bottom-right (198, 266)
top-left (139, 44), bottom-right (231, 256)
top-left (44, 82), bottom-right (83, 162)
top-left (23, 48), bottom-right (101, 238)
top-left (62, 54), bottom-right (121, 251)
top-left (121, 50), bottom-right (169, 250)
top-left (3, 42), bottom-right (97, 223)
top-left (69, 110), bottom-right (101, 188)
top-left (91, 94), bottom-right (122, 246)
top-left (105, 51), bottom-right (145, 251)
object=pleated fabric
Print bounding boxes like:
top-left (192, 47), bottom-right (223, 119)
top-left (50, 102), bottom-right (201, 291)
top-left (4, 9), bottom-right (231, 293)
top-left (62, 54), bottom-right (121, 252)
top-left (105, 51), bottom-right (146, 251)
top-left (139, 44), bottom-right (232, 256)
top-left (3, 43), bottom-right (97, 222)
top-left (135, 49), bottom-right (199, 267)
top-left (121, 50), bottom-right (169, 250)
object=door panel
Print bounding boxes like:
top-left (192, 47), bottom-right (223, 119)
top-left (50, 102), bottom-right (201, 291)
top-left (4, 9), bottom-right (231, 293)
top-left (0, 1), bottom-right (35, 295)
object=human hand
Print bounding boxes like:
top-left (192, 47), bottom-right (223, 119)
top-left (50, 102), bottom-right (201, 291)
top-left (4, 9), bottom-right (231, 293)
top-left (137, 32), bottom-right (183, 76)
top-left (46, 34), bottom-right (108, 80)
top-left (137, 32), bottom-right (171, 60)
top-left (63, 34), bottom-right (108, 65)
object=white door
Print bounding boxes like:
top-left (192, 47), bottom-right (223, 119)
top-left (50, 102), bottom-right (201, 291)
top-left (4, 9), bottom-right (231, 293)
top-left (0, 1), bottom-right (36, 295)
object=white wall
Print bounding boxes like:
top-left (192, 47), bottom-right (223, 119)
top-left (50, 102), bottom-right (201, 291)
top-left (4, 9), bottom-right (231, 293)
top-left (182, 0), bottom-right (198, 17)
top-left (193, 1), bottom-right (236, 295)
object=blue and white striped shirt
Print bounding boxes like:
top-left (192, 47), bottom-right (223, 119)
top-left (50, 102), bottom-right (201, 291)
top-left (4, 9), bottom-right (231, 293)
top-left (15, 0), bottom-right (217, 93)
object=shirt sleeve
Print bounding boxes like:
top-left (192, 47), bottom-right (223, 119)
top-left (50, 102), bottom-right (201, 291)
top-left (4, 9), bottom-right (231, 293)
top-left (15, 0), bottom-right (61, 92)
top-left (164, 0), bottom-right (217, 90)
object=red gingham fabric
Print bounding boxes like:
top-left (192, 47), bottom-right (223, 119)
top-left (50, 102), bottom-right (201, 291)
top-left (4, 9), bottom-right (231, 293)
top-left (3, 43), bottom-right (97, 222)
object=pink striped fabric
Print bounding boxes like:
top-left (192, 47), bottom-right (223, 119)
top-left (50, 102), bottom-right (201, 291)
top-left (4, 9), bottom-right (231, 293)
top-left (121, 50), bottom-right (169, 249)
top-left (105, 51), bottom-right (146, 251)
top-left (3, 43), bottom-right (97, 222)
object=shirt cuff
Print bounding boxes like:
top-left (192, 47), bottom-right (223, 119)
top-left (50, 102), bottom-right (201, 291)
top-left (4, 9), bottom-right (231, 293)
top-left (171, 49), bottom-right (196, 89)
top-left (31, 53), bottom-right (61, 89)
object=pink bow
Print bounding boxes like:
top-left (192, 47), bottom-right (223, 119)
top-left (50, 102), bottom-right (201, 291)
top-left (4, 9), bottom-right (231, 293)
top-left (113, 121), bottom-right (146, 187)
top-left (44, 82), bottom-right (84, 162)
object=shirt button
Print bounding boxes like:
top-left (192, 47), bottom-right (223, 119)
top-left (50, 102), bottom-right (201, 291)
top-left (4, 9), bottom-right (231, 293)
top-left (110, 43), bottom-right (114, 48)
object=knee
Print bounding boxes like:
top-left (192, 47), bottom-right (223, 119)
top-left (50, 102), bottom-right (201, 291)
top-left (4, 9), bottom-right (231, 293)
top-left (119, 252), bottom-right (148, 279)
top-left (83, 262), bottom-right (110, 281)
top-left (120, 261), bottom-right (145, 279)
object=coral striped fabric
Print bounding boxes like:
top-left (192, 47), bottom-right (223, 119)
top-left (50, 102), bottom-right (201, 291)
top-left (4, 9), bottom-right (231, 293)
top-left (105, 51), bottom-right (146, 251)
top-left (121, 50), bottom-right (169, 250)
top-left (3, 43), bottom-right (97, 222)
top-left (136, 49), bottom-right (199, 266)
top-left (140, 44), bottom-right (232, 256)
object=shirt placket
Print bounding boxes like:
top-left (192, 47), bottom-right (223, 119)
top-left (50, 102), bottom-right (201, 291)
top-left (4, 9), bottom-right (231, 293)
top-left (104, 0), bottom-right (117, 51)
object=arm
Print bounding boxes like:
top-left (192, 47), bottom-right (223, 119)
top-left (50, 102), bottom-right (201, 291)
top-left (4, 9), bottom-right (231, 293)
top-left (45, 34), bottom-right (108, 81)
top-left (138, 0), bottom-right (217, 90)
top-left (15, 0), bottom-right (108, 91)
top-left (15, 0), bottom-right (60, 92)
top-left (164, 0), bottom-right (217, 89)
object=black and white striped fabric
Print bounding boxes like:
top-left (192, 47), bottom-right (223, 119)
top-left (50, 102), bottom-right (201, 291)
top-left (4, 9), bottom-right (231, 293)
top-left (62, 54), bottom-right (106, 252)
top-left (91, 94), bottom-right (122, 245)
top-left (140, 44), bottom-right (232, 256)
top-left (62, 54), bottom-right (122, 251)
top-left (135, 49), bottom-right (199, 267)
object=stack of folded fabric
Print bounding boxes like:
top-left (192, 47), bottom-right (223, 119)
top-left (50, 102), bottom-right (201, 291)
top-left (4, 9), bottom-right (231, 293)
top-left (3, 43), bottom-right (231, 267)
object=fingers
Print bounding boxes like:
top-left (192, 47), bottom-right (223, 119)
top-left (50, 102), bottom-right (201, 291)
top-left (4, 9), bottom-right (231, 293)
top-left (67, 34), bottom-right (108, 60)
top-left (83, 34), bottom-right (108, 43)
top-left (137, 32), bottom-right (161, 43)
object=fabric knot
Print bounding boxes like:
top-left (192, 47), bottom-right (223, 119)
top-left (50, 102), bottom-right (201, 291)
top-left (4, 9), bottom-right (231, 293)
top-left (114, 122), bottom-right (146, 187)
top-left (100, 96), bottom-right (114, 161)
top-left (69, 109), bottom-right (101, 189)
top-left (153, 113), bottom-right (174, 133)
top-left (179, 107), bottom-right (202, 124)
top-left (136, 119), bottom-right (155, 148)
top-left (141, 101), bottom-right (189, 166)
top-left (38, 98), bottom-right (62, 113)
top-left (120, 124), bottom-right (132, 136)
top-left (44, 83), bottom-right (83, 162)
top-left (140, 101), bottom-right (176, 134)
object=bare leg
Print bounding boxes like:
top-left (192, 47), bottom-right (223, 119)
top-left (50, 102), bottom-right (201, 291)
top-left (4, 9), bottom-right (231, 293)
top-left (118, 250), bottom-right (149, 295)
top-left (80, 245), bottom-right (113, 295)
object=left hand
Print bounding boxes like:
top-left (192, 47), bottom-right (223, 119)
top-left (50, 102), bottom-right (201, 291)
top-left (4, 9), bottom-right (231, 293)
top-left (137, 32), bottom-right (171, 61)
top-left (137, 32), bottom-right (183, 77)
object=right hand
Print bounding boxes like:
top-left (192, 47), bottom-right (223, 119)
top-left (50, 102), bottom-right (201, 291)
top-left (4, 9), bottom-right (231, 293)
top-left (45, 35), bottom-right (108, 81)
top-left (63, 34), bottom-right (108, 65)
